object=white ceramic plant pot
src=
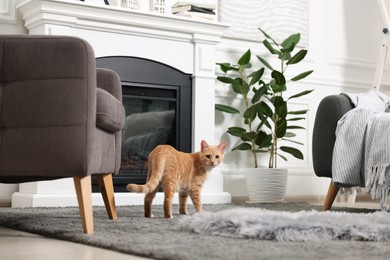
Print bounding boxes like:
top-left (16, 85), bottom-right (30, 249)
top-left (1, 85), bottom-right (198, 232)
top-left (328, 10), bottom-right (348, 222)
top-left (245, 168), bottom-right (288, 202)
top-left (222, 168), bottom-right (248, 199)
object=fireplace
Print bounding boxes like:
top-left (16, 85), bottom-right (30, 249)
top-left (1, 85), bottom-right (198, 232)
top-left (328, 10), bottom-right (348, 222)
top-left (94, 56), bottom-right (192, 192)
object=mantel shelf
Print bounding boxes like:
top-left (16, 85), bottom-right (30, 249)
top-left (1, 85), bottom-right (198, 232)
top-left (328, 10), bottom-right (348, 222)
top-left (18, 0), bottom-right (229, 43)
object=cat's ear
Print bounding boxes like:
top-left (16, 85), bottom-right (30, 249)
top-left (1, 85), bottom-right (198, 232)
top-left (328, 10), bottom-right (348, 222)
top-left (218, 142), bottom-right (226, 153)
top-left (201, 140), bottom-right (209, 151)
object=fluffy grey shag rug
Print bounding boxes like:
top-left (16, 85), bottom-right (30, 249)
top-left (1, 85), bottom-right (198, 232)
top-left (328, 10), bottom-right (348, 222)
top-left (179, 207), bottom-right (390, 241)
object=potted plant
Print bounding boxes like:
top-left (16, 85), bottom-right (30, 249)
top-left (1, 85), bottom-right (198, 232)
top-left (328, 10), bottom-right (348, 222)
top-left (216, 29), bottom-right (313, 202)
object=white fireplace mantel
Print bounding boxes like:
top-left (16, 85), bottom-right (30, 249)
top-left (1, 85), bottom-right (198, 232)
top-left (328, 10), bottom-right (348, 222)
top-left (19, 0), bottom-right (226, 41)
top-left (13, 0), bottom-right (231, 207)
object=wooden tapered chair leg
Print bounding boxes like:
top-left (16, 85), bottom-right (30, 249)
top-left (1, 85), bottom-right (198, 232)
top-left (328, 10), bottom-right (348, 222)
top-left (73, 175), bottom-right (94, 235)
top-left (96, 173), bottom-right (117, 220)
top-left (322, 179), bottom-right (340, 211)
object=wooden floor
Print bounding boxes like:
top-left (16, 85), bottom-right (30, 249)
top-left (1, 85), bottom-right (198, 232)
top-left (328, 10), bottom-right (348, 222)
top-left (0, 226), bottom-right (149, 260)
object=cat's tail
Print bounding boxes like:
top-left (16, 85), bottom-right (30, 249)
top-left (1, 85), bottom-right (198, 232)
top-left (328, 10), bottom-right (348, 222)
top-left (126, 171), bottom-right (162, 193)
top-left (126, 183), bottom-right (149, 193)
top-left (127, 150), bottom-right (165, 193)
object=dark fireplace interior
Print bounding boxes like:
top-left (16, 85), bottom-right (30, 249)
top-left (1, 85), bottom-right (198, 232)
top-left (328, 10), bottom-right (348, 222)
top-left (94, 56), bottom-right (192, 192)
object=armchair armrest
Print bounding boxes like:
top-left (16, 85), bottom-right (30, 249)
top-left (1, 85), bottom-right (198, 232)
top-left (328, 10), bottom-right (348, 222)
top-left (312, 94), bottom-right (354, 178)
top-left (95, 68), bottom-right (125, 133)
top-left (96, 68), bottom-right (122, 101)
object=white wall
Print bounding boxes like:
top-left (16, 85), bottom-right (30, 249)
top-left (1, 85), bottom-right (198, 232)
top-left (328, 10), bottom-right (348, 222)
top-left (0, 0), bottom-right (26, 34)
top-left (1, 0), bottom-right (389, 202)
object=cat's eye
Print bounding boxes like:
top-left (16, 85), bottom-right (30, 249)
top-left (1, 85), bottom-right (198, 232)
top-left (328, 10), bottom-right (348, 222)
top-left (206, 155), bottom-right (211, 159)
top-left (215, 155), bottom-right (220, 159)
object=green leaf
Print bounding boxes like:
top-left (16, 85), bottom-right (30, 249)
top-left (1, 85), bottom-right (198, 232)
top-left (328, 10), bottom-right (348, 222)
top-left (280, 146), bottom-right (304, 159)
top-left (276, 118), bottom-right (287, 138)
top-left (243, 105), bottom-right (257, 122)
top-left (216, 63), bottom-right (233, 73)
top-left (232, 143), bottom-right (252, 151)
top-left (238, 49), bottom-right (251, 66)
top-left (245, 102), bottom-right (273, 120)
top-left (257, 114), bottom-right (272, 131)
top-left (287, 125), bottom-right (306, 130)
top-left (287, 49), bottom-right (307, 65)
top-left (274, 96), bottom-right (287, 118)
top-left (277, 153), bottom-right (288, 161)
top-left (244, 118), bottom-right (251, 125)
top-left (263, 39), bottom-right (280, 55)
top-left (281, 43), bottom-right (296, 54)
top-left (287, 117), bottom-right (306, 121)
top-left (232, 82), bottom-right (245, 95)
top-left (217, 76), bottom-right (236, 84)
top-left (256, 55), bottom-right (274, 70)
top-left (242, 82), bottom-right (250, 95)
top-left (243, 62), bottom-right (252, 69)
top-left (288, 89), bottom-right (314, 100)
top-left (215, 104), bottom-right (240, 114)
top-left (280, 33), bottom-right (300, 52)
top-left (291, 70), bottom-right (313, 81)
top-left (241, 132), bottom-right (257, 142)
top-left (282, 138), bottom-right (304, 146)
top-left (284, 132), bottom-right (296, 138)
top-left (227, 127), bottom-right (246, 137)
top-left (288, 109), bottom-right (308, 115)
top-left (255, 131), bottom-right (273, 148)
top-left (281, 44), bottom-right (296, 54)
top-left (279, 52), bottom-right (291, 61)
top-left (249, 68), bottom-right (265, 86)
top-left (271, 70), bottom-right (286, 85)
top-left (258, 28), bottom-right (278, 45)
top-left (270, 79), bottom-right (286, 93)
top-left (259, 101), bottom-right (273, 117)
top-left (251, 85), bottom-right (267, 104)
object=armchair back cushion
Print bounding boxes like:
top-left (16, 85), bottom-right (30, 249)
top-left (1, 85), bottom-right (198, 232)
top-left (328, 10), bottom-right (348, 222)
top-left (0, 35), bottom-right (123, 179)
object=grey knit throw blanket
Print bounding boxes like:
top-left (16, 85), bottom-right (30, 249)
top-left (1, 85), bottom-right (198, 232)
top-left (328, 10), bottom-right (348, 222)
top-left (332, 90), bottom-right (390, 210)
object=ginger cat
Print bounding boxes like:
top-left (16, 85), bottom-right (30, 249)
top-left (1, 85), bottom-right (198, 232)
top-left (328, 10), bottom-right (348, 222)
top-left (127, 140), bottom-right (226, 218)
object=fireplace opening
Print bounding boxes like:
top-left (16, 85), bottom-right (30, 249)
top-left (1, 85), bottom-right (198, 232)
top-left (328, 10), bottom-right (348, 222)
top-left (94, 56), bottom-right (192, 192)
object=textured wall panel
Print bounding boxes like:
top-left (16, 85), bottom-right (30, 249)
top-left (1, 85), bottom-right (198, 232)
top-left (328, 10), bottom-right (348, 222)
top-left (219, 0), bottom-right (309, 46)
top-left (0, 0), bottom-right (16, 23)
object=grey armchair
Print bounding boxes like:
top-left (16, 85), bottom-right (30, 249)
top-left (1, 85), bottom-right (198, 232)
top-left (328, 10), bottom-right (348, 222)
top-left (0, 35), bottom-right (125, 234)
top-left (312, 95), bottom-right (354, 210)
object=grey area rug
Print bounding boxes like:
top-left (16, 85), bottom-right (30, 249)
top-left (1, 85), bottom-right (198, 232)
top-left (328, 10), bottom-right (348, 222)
top-left (179, 207), bottom-right (390, 241)
top-left (0, 202), bottom-right (389, 260)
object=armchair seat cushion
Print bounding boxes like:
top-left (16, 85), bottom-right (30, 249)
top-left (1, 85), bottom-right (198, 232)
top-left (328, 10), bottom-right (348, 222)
top-left (96, 88), bottom-right (125, 133)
